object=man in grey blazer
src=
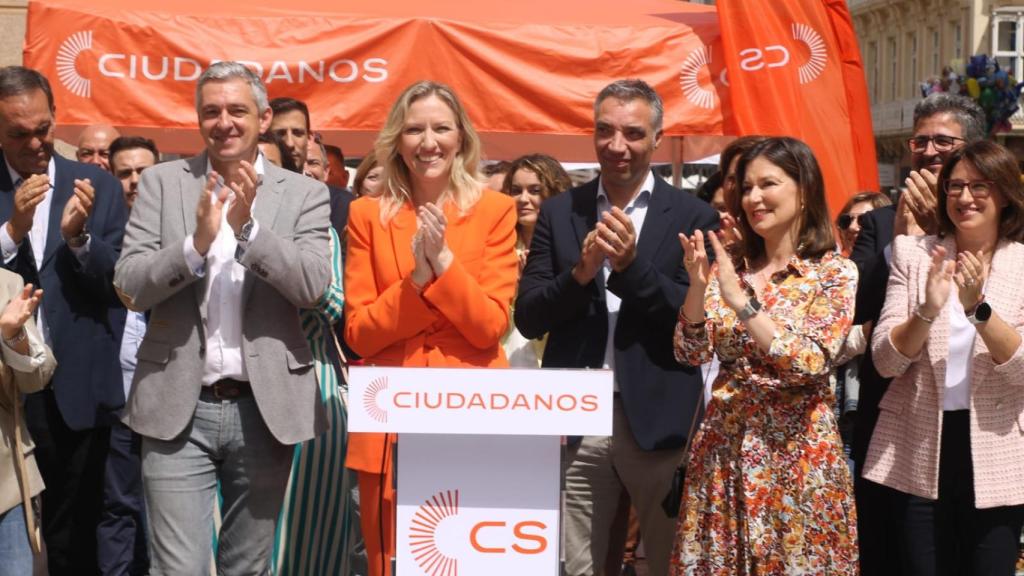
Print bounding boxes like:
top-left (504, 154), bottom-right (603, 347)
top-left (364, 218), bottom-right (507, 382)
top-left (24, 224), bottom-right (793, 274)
top-left (113, 62), bottom-right (330, 575)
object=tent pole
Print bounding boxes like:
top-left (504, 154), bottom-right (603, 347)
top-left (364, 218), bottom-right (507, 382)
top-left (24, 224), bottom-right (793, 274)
top-left (671, 136), bottom-right (683, 188)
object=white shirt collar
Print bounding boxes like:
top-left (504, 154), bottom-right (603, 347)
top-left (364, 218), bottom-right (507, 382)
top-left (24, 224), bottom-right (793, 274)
top-left (597, 170), bottom-right (656, 209)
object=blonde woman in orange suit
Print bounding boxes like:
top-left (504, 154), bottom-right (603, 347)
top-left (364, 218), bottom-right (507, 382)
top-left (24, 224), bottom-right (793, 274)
top-left (343, 80), bottom-right (518, 576)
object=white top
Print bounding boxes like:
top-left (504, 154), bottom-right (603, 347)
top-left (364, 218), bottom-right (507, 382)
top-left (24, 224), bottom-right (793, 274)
top-left (597, 171), bottom-right (655, 391)
top-left (944, 294), bottom-right (975, 411)
top-left (182, 155), bottom-right (263, 386)
top-left (1, 157), bottom-right (91, 346)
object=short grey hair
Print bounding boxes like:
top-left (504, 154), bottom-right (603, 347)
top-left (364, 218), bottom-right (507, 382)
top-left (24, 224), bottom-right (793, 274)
top-left (195, 62), bottom-right (269, 114)
top-left (593, 79), bottom-right (664, 134)
top-left (0, 66), bottom-right (54, 111)
top-left (913, 93), bottom-right (986, 143)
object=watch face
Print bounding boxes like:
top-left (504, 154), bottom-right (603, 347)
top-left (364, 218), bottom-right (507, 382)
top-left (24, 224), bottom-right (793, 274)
top-left (975, 302), bottom-right (993, 322)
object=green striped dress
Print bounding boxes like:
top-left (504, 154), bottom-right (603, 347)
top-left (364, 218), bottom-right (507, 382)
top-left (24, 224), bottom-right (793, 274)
top-left (272, 228), bottom-right (356, 575)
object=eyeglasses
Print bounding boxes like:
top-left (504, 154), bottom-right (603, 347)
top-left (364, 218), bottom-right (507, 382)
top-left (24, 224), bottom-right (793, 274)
top-left (837, 213), bottom-right (866, 230)
top-left (906, 135), bottom-right (965, 153)
top-left (944, 179), bottom-right (995, 198)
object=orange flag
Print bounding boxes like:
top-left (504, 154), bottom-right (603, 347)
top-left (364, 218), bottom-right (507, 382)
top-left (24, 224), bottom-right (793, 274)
top-left (716, 0), bottom-right (878, 216)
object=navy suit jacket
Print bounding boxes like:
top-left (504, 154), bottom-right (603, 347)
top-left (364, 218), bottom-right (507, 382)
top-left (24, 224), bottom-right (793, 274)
top-left (0, 152), bottom-right (127, 430)
top-left (515, 174), bottom-right (719, 451)
top-left (850, 204), bottom-right (895, 465)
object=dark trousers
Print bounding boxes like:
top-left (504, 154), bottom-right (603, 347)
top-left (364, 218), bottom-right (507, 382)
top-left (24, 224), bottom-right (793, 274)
top-left (855, 473), bottom-right (905, 576)
top-left (901, 410), bottom-right (1024, 576)
top-left (97, 419), bottom-right (149, 576)
top-left (24, 388), bottom-right (109, 576)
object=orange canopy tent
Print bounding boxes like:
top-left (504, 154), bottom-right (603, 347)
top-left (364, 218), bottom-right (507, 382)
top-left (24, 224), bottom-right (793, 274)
top-left (23, 0), bottom-right (734, 163)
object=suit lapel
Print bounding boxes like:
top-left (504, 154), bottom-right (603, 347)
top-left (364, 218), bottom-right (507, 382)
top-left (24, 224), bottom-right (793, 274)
top-left (0, 152), bottom-right (14, 225)
top-left (242, 163), bottom-right (286, 305)
top-left (635, 176), bottom-right (673, 261)
top-left (185, 154), bottom-right (208, 314)
top-left (925, 236), bottom-right (956, 392)
top-left (39, 155), bottom-right (72, 270)
top-left (388, 200), bottom-right (418, 283)
top-left (570, 181), bottom-right (604, 294)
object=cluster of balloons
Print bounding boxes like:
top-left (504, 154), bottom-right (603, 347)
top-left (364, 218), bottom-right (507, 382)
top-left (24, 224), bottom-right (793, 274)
top-left (920, 55), bottom-right (1024, 134)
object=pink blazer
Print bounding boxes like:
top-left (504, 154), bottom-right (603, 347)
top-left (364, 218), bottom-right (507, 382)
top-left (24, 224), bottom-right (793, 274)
top-left (864, 234), bottom-right (1024, 508)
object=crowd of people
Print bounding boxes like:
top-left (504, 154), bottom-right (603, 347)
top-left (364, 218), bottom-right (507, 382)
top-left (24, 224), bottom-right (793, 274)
top-left (0, 57), bottom-right (1022, 576)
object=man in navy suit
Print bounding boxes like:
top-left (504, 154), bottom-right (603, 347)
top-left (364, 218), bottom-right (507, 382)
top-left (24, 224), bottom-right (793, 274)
top-left (0, 66), bottom-right (127, 574)
top-left (515, 79), bottom-right (717, 576)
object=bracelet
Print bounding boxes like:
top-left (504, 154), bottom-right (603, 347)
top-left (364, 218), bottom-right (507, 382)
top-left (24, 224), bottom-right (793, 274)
top-left (3, 328), bottom-right (26, 347)
top-left (913, 305), bottom-right (936, 324)
top-left (679, 309), bottom-right (705, 327)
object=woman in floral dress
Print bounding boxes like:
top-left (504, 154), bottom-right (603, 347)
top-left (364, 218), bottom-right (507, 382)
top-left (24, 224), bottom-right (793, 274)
top-left (673, 137), bottom-right (859, 574)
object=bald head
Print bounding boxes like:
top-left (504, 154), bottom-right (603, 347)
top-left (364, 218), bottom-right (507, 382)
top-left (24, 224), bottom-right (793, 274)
top-left (76, 124), bottom-right (121, 170)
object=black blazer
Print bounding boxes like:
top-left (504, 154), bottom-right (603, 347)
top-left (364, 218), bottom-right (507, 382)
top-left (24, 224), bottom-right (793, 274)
top-left (515, 174), bottom-right (719, 451)
top-left (849, 204), bottom-right (895, 465)
top-left (0, 152), bottom-right (127, 430)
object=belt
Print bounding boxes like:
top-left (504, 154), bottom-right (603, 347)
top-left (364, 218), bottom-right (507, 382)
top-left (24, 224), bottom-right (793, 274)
top-left (201, 379), bottom-right (252, 401)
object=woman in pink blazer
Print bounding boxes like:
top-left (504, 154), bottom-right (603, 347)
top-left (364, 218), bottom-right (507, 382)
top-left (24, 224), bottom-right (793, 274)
top-left (865, 140), bottom-right (1024, 575)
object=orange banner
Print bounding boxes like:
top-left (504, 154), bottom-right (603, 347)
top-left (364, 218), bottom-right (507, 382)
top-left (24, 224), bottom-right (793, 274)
top-left (23, 0), bottom-right (736, 159)
top-left (717, 0), bottom-right (878, 215)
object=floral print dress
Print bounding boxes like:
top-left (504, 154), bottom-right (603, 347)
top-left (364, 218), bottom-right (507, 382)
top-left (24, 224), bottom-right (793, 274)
top-left (671, 251), bottom-right (859, 575)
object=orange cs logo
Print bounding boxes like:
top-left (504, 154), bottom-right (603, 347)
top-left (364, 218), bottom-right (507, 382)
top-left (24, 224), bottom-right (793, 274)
top-left (469, 520), bottom-right (548, 555)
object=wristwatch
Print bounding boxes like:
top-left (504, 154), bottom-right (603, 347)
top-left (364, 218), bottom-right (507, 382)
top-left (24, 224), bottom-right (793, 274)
top-left (967, 300), bottom-right (993, 325)
top-left (66, 230), bottom-right (89, 249)
top-left (737, 296), bottom-right (762, 322)
top-left (234, 219), bottom-right (255, 243)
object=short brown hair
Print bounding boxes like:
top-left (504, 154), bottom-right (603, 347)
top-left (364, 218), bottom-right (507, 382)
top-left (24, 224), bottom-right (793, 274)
top-left (729, 137), bottom-right (836, 263)
top-left (936, 140), bottom-right (1024, 242)
top-left (502, 154), bottom-right (572, 202)
top-left (836, 191), bottom-right (891, 224)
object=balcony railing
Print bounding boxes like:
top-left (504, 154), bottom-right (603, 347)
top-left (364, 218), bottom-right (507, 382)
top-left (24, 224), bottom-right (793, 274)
top-left (871, 99), bottom-right (918, 135)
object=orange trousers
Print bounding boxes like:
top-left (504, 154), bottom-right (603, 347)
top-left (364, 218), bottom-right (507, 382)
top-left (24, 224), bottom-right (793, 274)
top-left (359, 467), bottom-right (395, 576)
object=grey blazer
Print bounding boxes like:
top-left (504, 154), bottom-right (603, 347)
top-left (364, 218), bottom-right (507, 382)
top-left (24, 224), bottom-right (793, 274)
top-left (113, 153), bottom-right (331, 444)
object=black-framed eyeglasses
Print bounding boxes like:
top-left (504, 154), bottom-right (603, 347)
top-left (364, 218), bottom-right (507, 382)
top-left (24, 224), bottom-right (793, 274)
top-left (944, 179), bottom-right (995, 199)
top-left (907, 134), bottom-right (965, 153)
top-left (837, 213), bottom-right (866, 230)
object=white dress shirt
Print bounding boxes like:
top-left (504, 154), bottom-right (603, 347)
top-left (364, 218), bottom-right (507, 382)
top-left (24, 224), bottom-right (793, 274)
top-left (597, 171), bottom-right (655, 390)
top-left (182, 155), bottom-right (263, 386)
top-left (1, 158), bottom-right (91, 346)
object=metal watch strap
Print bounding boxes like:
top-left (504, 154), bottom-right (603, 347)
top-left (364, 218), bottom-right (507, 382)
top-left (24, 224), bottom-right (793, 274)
top-left (737, 297), bottom-right (761, 322)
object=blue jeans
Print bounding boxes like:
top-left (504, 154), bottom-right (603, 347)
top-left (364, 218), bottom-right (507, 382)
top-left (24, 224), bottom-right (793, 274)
top-left (0, 504), bottom-right (33, 576)
top-left (141, 393), bottom-right (292, 576)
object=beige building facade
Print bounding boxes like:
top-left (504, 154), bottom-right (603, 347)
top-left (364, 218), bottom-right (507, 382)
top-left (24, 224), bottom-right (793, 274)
top-left (851, 0), bottom-right (1024, 187)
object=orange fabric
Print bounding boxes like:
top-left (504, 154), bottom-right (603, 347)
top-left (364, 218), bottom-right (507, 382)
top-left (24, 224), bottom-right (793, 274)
top-left (343, 189), bottom-right (518, 472)
top-left (716, 0), bottom-right (878, 217)
top-left (23, 0), bottom-right (727, 151)
top-left (359, 469), bottom-right (395, 576)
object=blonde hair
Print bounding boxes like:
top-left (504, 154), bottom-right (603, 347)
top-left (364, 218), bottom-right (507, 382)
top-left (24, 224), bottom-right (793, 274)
top-left (375, 81), bottom-right (483, 222)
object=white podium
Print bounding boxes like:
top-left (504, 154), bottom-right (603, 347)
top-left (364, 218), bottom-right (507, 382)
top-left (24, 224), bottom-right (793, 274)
top-left (349, 366), bottom-right (613, 576)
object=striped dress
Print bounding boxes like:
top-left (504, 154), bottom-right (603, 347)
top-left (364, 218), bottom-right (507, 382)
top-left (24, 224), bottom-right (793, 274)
top-left (273, 228), bottom-right (357, 575)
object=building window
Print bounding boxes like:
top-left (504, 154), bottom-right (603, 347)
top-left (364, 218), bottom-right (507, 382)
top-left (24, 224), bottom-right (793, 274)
top-left (953, 21), bottom-right (962, 61)
top-left (931, 29), bottom-right (940, 74)
top-left (907, 32), bottom-right (918, 97)
top-left (993, 10), bottom-right (1024, 80)
top-left (869, 41), bottom-right (879, 104)
top-left (888, 36), bottom-right (898, 101)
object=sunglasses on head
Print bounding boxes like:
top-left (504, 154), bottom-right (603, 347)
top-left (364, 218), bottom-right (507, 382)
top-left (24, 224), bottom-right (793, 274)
top-left (837, 213), bottom-right (865, 230)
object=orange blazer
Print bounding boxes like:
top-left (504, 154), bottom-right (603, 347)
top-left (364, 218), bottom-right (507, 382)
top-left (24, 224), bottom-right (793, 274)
top-left (344, 189), bottom-right (518, 472)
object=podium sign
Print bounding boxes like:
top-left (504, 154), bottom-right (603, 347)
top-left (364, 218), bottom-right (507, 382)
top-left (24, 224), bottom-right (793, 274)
top-left (348, 367), bottom-right (613, 576)
top-left (397, 434), bottom-right (559, 576)
top-left (348, 367), bottom-right (613, 436)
